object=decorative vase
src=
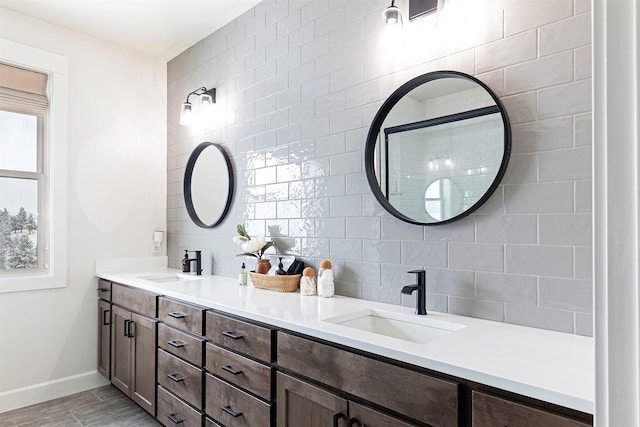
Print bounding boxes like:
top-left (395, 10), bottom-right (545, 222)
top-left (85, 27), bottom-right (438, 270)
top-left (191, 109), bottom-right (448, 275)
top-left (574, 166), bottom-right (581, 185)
top-left (255, 258), bottom-right (271, 274)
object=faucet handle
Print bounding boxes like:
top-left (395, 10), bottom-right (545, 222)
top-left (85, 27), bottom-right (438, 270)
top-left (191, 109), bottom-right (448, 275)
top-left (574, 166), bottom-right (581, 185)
top-left (407, 269), bottom-right (426, 287)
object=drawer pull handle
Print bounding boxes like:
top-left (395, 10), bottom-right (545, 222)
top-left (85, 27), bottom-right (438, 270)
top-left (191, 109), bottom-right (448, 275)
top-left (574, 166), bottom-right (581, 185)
top-left (168, 339), bottom-right (187, 348)
top-left (103, 310), bottom-right (110, 326)
top-left (167, 373), bottom-right (185, 382)
top-left (167, 413), bottom-right (184, 424)
top-left (221, 365), bottom-right (243, 375)
top-left (222, 405), bottom-right (243, 418)
top-left (97, 287), bottom-right (109, 293)
top-left (222, 330), bottom-right (244, 340)
top-left (333, 413), bottom-right (347, 427)
top-left (168, 311), bottom-right (188, 319)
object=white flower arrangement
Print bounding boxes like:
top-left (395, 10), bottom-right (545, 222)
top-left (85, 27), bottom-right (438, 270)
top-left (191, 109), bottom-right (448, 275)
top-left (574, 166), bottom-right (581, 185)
top-left (233, 224), bottom-right (274, 259)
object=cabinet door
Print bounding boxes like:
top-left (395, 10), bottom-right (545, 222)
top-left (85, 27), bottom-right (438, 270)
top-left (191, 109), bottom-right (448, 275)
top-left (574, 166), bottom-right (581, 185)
top-left (348, 402), bottom-right (420, 427)
top-left (111, 305), bottom-right (132, 395)
top-left (131, 311), bottom-right (157, 416)
top-left (276, 372), bottom-right (348, 427)
top-left (98, 299), bottom-right (111, 379)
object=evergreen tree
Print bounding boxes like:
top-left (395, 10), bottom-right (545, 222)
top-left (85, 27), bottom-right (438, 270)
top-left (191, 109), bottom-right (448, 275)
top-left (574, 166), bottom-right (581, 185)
top-left (8, 233), bottom-right (36, 269)
top-left (25, 213), bottom-right (37, 234)
top-left (0, 209), bottom-right (11, 269)
top-left (12, 207), bottom-right (28, 232)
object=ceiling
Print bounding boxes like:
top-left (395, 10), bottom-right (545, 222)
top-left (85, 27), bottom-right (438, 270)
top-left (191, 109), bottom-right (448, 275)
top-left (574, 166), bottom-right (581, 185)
top-left (0, 0), bottom-right (262, 61)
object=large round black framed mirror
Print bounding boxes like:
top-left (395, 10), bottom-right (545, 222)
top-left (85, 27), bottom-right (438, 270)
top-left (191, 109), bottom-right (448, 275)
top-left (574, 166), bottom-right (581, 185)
top-left (365, 70), bottom-right (511, 225)
top-left (184, 142), bottom-right (234, 228)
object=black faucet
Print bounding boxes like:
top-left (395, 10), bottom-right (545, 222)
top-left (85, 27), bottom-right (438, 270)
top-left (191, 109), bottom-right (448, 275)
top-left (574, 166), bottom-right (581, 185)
top-left (182, 250), bottom-right (202, 276)
top-left (401, 270), bottom-right (427, 315)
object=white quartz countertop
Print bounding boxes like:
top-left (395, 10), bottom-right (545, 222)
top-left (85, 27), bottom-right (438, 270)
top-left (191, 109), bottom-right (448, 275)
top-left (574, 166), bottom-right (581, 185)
top-left (95, 257), bottom-right (594, 414)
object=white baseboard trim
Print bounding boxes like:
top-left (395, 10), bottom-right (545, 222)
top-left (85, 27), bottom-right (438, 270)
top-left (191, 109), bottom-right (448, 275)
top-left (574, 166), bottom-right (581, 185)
top-left (0, 370), bottom-right (110, 413)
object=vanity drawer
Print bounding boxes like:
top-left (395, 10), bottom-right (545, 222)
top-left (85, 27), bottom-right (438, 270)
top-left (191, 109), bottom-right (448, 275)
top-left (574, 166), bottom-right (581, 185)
top-left (157, 386), bottom-right (203, 427)
top-left (205, 342), bottom-right (271, 400)
top-left (157, 349), bottom-right (203, 409)
top-left (205, 373), bottom-right (271, 427)
top-left (159, 297), bottom-right (205, 336)
top-left (472, 391), bottom-right (591, 427)
top-left (111, 283), bottom-right (157, 317)
top-left (97, 279), bottom-right (111, 301)
top-left (158, 323), bottom-right (204, 367)
top-left (205, 311), bottom-right (272, 363)
top-left (277, 332), bottom-right (458, 427)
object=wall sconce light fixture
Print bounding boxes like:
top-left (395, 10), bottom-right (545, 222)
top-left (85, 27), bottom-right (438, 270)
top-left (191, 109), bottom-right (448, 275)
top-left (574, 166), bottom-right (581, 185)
top-left (180, 86), bottom-right (216, 126)
top-left (380, 0), bottom-right (405, 48)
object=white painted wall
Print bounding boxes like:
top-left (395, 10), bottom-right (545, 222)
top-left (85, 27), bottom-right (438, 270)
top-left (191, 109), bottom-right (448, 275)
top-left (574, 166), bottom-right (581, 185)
top-left (0, 8), bottom-right (167, 412)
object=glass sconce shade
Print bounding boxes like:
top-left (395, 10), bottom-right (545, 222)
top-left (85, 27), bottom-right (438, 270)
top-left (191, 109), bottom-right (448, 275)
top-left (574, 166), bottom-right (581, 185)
top-left (200, 93), bottom-right (214, 116)
top-left (383, 4), bottom-right (402, 25)
top-left (380, 1), bottom-right (404, 49)
top-left (179, 102), bottom-right (193, 126)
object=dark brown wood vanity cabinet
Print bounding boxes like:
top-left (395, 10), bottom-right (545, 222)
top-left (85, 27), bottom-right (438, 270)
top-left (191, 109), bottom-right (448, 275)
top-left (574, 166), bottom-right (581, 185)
top-left (277, 372), bottom-right (419, 427)
top-left (156, 297), bottom-right (206, 427)
top-left (277, 332), bottom-right (458, 427)
top-left (471, 391), bottom-right (591, 427)
top-left (204, 310), bottom-right (274, 426)
top-left (110, 283), bottom-right (158, 416)
top-left (97, 279), bottom-right (112, 380)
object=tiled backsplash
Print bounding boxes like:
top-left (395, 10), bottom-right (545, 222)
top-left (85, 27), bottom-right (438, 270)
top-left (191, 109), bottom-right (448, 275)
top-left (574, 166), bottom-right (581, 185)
top-left (167, 0), bottom-right (592, 335)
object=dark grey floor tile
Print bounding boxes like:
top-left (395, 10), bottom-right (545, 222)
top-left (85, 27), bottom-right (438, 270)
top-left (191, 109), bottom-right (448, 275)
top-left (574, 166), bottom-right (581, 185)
top-left (0, 391), bottom-right (100, 426)
top-left (70, 396), bottom-right (138, 425)
top-left (91, 386), bottom-right (123, 402)
top-left (18, 412), bottom-right (81, 427)
top-left (84, 408), bottom-right (160, 426)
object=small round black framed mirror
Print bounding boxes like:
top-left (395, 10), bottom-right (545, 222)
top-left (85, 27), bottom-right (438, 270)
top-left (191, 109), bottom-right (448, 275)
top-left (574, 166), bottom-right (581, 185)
top-left (365, 70), bottom-right (511, 225)
top-left (184, 142), bottom-right (234, 228)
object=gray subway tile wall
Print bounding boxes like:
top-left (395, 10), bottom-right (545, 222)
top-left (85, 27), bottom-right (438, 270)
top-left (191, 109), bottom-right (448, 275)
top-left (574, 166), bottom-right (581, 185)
top-left (167, 0), bottom-right (593, 335)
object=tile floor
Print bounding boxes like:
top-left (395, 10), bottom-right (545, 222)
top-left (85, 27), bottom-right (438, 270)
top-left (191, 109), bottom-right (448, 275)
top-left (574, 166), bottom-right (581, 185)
top-left (0, 385), bottom-right (160, 426)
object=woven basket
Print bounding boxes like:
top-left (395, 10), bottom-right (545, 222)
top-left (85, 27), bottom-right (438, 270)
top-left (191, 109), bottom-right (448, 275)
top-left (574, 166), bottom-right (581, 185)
top-left (249, 272), bottom-right (300, 292)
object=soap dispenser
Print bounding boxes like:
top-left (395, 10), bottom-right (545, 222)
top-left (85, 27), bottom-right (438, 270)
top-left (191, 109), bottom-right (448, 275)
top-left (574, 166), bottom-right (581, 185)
top-left (239, 262), bottom-right (248, 286)
top-left (182, 250), bottom-right (190, 273)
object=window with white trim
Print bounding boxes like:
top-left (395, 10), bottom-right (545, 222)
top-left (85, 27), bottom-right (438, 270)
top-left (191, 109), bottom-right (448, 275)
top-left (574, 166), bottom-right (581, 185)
top-left (0, 63), bottom-right (48, 275)
top-left (0, 38), bottom-right (68, 293)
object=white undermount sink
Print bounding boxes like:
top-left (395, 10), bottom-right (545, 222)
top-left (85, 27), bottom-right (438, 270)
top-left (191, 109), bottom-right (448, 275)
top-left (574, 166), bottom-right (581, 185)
top-left (137, 273), bottom-right (204, 283)
top-left (322, 309), bottom-right (465, 344)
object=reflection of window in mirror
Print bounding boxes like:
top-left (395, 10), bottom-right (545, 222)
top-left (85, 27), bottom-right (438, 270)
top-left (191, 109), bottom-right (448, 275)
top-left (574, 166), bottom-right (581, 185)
top-left (425, 178), bottom-right (461, 221)
top-left (425, 180), bottom-right (444, 220)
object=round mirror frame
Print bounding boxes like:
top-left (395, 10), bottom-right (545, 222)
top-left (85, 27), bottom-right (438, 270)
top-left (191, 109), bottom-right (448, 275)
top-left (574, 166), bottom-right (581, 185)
top-left (184, 142), bottom-right (234, 228)
top-left (364, 70), bottom-right (512, 225)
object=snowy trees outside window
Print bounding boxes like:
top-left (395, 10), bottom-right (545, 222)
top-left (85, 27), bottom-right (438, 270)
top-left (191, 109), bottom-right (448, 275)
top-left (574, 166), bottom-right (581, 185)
top-left (0, 207), bottom-right (37, 270)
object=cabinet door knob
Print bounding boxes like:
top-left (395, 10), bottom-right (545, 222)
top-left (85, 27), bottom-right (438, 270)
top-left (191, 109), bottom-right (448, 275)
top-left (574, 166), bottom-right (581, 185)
top-left (333, 413), bottom-right (347, 427)
top-left (168, 339), bottom-right (187, 348)
top-left (168, 311), bottom-right (188, 319)
top-left (167, 413), bottom-right (184, 424)
top-left (103, 310), bottom-right (110, 326)
top-left (222, 405), bottom-right (243, 418)
top-left (222, 330), bottom-right (244, 340)
top-left (221, 365), bottom-right (243, 375)
top-left (167, 373), bottom-right (185, 382)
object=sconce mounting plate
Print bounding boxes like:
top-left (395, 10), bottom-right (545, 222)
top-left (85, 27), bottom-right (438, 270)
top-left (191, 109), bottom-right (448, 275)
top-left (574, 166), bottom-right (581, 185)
top-left (409, 0), bottom-right (438, 21)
